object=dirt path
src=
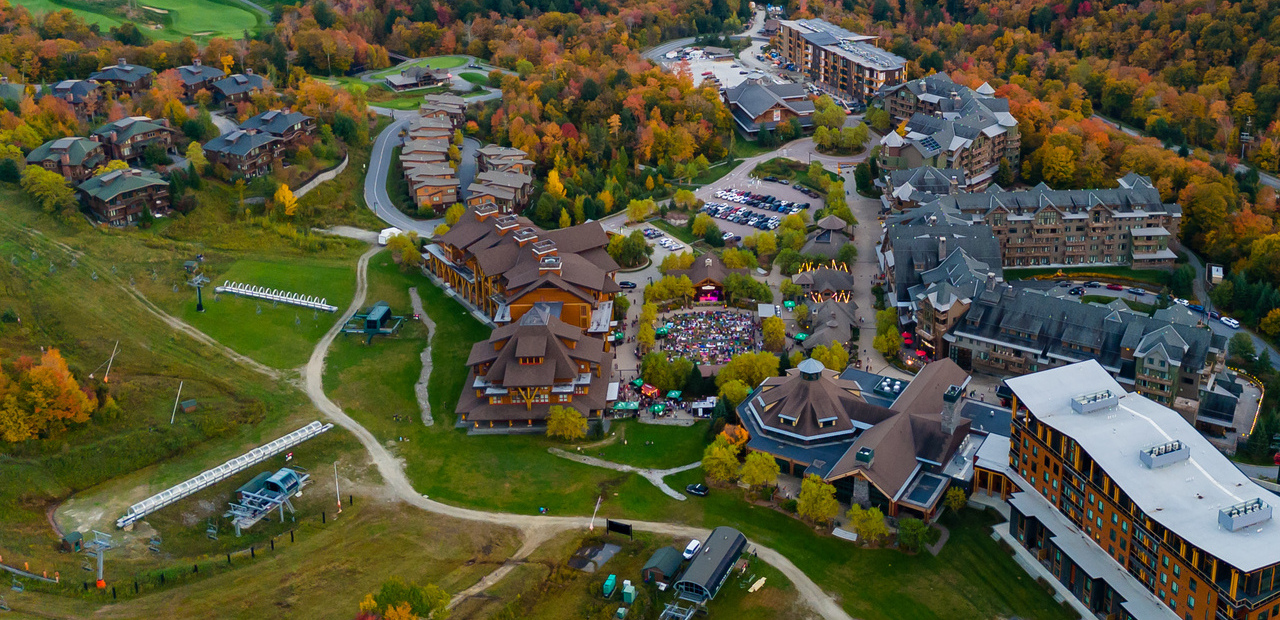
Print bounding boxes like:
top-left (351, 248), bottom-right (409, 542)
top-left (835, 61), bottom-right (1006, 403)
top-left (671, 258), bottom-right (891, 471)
top-left (407, 287), bottom-right (435, 426)
top-left (547, 448), bottom-right (700, 500)
top-left (296, 246), bottom-right (854, 620)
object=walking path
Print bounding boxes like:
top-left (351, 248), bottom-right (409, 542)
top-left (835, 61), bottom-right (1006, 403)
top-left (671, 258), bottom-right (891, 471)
top-left (925, 522), bottom-right (950, 556)
top-left (547, 448), bottom-right (701, 500)
top-left (408, 287), bottom-right (436, 426)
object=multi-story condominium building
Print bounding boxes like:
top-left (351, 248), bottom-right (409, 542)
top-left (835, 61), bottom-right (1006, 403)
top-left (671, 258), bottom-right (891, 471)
top-left (88, 59), bottom-right (153, 96)
top-left (467, 170), bottom-right (533, 214)
top-left (880, 221), bottom-right (1003, 319)
top-left (26, 137), bottom-right (106, 182)
top-left (404, 163), bottom-right (459, 213)
top-left (77, 168), bottom-right (169, 226)
top-left (722, 81), bottom-right (815, 137)
top-left (455, 303), bottom-right (613, 432)
top-left (420, 93), bottom-right (466, 127)
top-left (48, 80), bottom-right (100, 119)
top-left (425, 204), bottom-right (620, 331)
top-left (202, 129), bottom-right (283, 178)
top-left (175, 58), bottom-right (225, 99)
top-left (239, 109), bottom-right (316, 146)
top-left (210, 71), bottom-right (267, 106)
top-left (1003, 361), bottom-right (1280, 620)
top-left (878, 73), bottom-right (1019, 189)
top-left (476, 145), bottom-right (534, 175)
top-left (90, 116), bottom-right (175, 163)
top-left (407, 116), bottom-right (455, 143)
top-left (774, 19), bottom-right (906, 102)
top-left (883, 165), bottom-right (969, 211)
top-left (946, 281), bottom-right (1225, 415)
top-left (926, 173), bottom-right (1182, 268)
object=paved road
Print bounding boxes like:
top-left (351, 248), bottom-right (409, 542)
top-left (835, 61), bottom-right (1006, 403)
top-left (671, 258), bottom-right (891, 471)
top-left (1091, 114), bottom-right (1280, 190)
top-left (362, 112), bottom-right (443, 236)
top-left (210, 111), bottom-right (238, 136)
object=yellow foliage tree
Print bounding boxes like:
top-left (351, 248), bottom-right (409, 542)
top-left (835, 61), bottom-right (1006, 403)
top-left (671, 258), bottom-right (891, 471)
top-left (762, 316), bottom-right (786, 352)
top-left (220, 55), bottom-right (235, 74)
top-left (546, 169), bottom-right (566, 200)
top-left (740, 450), bottom-right (780, 488)
top-left (558, 208), bottom-right (571, 229)
top-left (719, 424), bottom-right (749, 447)
top-left (92, 159), bottom-right (130, 176)
top-left (546, 405), bottom-right (587, 440)
top-left (274, 183), bottom-right (297, 217)
top-left (185, 141), bottom-right (208, 171)
top-left (797, 474), bottom-right (840, 524)
top-left (702, 435), bottom-right (741, 483)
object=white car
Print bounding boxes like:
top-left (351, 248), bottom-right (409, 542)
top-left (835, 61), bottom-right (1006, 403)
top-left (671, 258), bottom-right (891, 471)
top-left (683, 539), bottom-right (702, 560)
top-left (1173, 298), bottom-right (1189, 306)
top-left (1221, 317), bottom-right (1241, 329)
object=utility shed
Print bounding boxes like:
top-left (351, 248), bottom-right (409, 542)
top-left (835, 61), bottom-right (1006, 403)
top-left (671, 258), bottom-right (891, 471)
top-left (674, 527), bottom-right (747, 603)
top-left (642, 547), bottom-right (683, 584)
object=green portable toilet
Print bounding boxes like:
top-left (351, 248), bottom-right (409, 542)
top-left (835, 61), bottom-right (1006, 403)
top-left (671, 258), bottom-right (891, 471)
top-left (615, 607), bottom-right (628, 619)
top-left (622, 583), bottom-right (636, 604)
top-left (603, 574), bottom-right (617, 597)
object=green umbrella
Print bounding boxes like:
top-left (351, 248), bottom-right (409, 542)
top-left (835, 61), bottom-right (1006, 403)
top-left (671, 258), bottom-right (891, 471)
top-left (666, 390), bottom-right (682, 399)
top-left (794, 333), bottom-right (808, 341)
top-left (783, 300), bottom-right (796, 309)
top-left (649, 404), bottom-right (666, 413)
top-left (630, 379), bottom-right (644, 388)
top-left (656, 327), bottom-right (669, 337)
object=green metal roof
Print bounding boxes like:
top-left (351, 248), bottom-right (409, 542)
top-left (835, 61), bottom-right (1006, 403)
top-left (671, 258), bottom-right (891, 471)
top-left (77, 169), bottom-right (166, 201)
top-left (26, 137), bottom-right (102, 167)
top-left (92, 117), bottom-right (168, 143)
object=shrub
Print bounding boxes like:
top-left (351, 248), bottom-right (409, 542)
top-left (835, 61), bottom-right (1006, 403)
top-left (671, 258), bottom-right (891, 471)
top-left (780, 498), bottom-right (798, 513)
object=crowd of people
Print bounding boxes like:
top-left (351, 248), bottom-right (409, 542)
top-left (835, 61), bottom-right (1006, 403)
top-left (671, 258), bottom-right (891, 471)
top-left (656, 310), bottom-right (761, 365)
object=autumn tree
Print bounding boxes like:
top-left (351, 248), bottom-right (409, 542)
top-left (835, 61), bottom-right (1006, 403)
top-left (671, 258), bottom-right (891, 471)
top-left (762, 316), bottom-right (786, 351)
top-left (660, 251), bottom-right (695, 273)
top-left (444, 204), bottom-right (466, 226)
top-left (92, 160), bottom-right (129, 176)
top-left (691, 213), bottom-right (715, 237)
top-left (186, 141), bottom-right (208, 172)
top-left (1261, 308), bottom-right (1280, 337)
top-left (626, 198), bottom-right (656, 223)
top-left (847, 504), bottom-right (889, 544)
top-left (20, 167), bottom-right (76, 218)
top-left (719, 424), bottom-right (749, 448)
top-left (796, 474), bottom-right (840, 525)
top-left (702, 435), bottom-right (741, 484)
top-left (275, 183), bottom-right (298, 217)
top-left (546, 405), bottom-right (587, 441)
top-left (715, 352), bottom-right (779, 391)
top-left (0, 349), bottom-right (98, 442)
top-left (545, 169), bottom-right (566, 200)
top-left (386, 233), bottom-right (423, 270)
top-left (558, 208), bottom-right (571, 229)
top-left (717, 379), bottom-right (750, 408)
top-left (740, 451), bottom-right (780, 488)
top-left (365, 577), bottom-right (449, 620)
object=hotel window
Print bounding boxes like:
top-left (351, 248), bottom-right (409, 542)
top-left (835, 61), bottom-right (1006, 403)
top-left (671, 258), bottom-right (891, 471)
top-left (1161, 573), bottom-right (1167, 585)
top-left (1187, 597), bottom-right (1194, 609)
top-left (1172, 583), bottom-right (1178, 594)
top-left (1162, 556), bottom-right (1169, 568)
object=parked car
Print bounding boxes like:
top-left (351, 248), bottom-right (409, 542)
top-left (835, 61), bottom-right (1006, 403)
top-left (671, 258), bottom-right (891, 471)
top-left (1085, 281), bottom-right (1101, 288)
top-left (1221, 317), bottom-right (1241, 329)
top-left (1209, 310), bottom-right (1221, 320)
top-left (1106, 284), bottom-right (1124, 291)
top-left (685, 483), bottom-right (709, 497)
top-left (1173, 297), bottom-right (1190, 306)
top-left (1057, 281), bottom-right (1071, 287)
top-left (1188, 304), bottom-right (1205, 313)
top-left (1127, 287), bottom-right (1147, 296)
top-left (619, 281), bottom-right (637, 289)
top-left (1069, 287), bottom-right (1085, 296)
top-left (683, 539), bottom-right (702, 560)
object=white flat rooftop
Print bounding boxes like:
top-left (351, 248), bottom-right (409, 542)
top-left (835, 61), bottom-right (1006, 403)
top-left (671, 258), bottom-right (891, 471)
top-left (1006, 361), bottom-right (1280, 572)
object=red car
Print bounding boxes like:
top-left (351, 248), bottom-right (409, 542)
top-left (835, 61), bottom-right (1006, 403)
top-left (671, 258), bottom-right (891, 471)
top-left (1106, 283), bottom-right (1124, 291)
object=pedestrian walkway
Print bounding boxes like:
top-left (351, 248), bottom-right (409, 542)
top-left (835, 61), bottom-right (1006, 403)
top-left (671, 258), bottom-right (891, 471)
top-left (408, 287), bottom-right (436, 426)
top-left (547, 448), bottom-right (701, 500)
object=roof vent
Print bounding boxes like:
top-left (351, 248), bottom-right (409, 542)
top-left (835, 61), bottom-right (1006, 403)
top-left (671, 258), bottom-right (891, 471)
top-left (1139, 440), bottom-right (1189, 469)
top-left (1070, 389), bottom-right (1118, 414)
top-left (1219, 499), bottom-right (1272, 532)
top-left (854, 447), bottom-right (874, 467)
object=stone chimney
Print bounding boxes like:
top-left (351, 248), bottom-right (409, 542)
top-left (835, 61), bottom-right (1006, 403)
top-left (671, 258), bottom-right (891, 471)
top-left (192, 58), bottom-right (202, 67)
top-left (942, 384), bottom-right (963, 436)
top-left (937, 235), bottom-right (947, 262)
top-left (118, 57), bottom-right (127, 67)
top-left (245, 68), bottom-right (254, 75)
top-left (984, 272), bottom-right (997, 292)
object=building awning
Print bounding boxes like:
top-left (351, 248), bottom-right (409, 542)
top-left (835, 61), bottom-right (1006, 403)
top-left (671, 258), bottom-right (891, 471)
top-left (607, 382), bottom-right (620, 401)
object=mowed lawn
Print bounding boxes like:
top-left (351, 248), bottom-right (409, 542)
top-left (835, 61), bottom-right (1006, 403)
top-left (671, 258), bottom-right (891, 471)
top-left (173, 256), bottom-right (357, 369)
top-left (14, 0), bottom-right (259, 40)
top-left (593, 420), bottom-right (708, 469)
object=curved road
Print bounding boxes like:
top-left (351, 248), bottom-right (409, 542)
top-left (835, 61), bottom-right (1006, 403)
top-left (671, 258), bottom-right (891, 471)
top-left (362, 113), bottom-right (443, 236)
top-left (295, 247), bottom-right (853, 620)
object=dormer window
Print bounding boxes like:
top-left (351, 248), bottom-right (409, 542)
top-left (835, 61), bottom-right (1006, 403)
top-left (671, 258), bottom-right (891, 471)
top-left (518, 356), bottom-right (543, 365)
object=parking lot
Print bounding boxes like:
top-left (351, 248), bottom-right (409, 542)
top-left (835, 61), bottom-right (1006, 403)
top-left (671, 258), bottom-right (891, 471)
top-left (692, 174), bottom-right (826, 239)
